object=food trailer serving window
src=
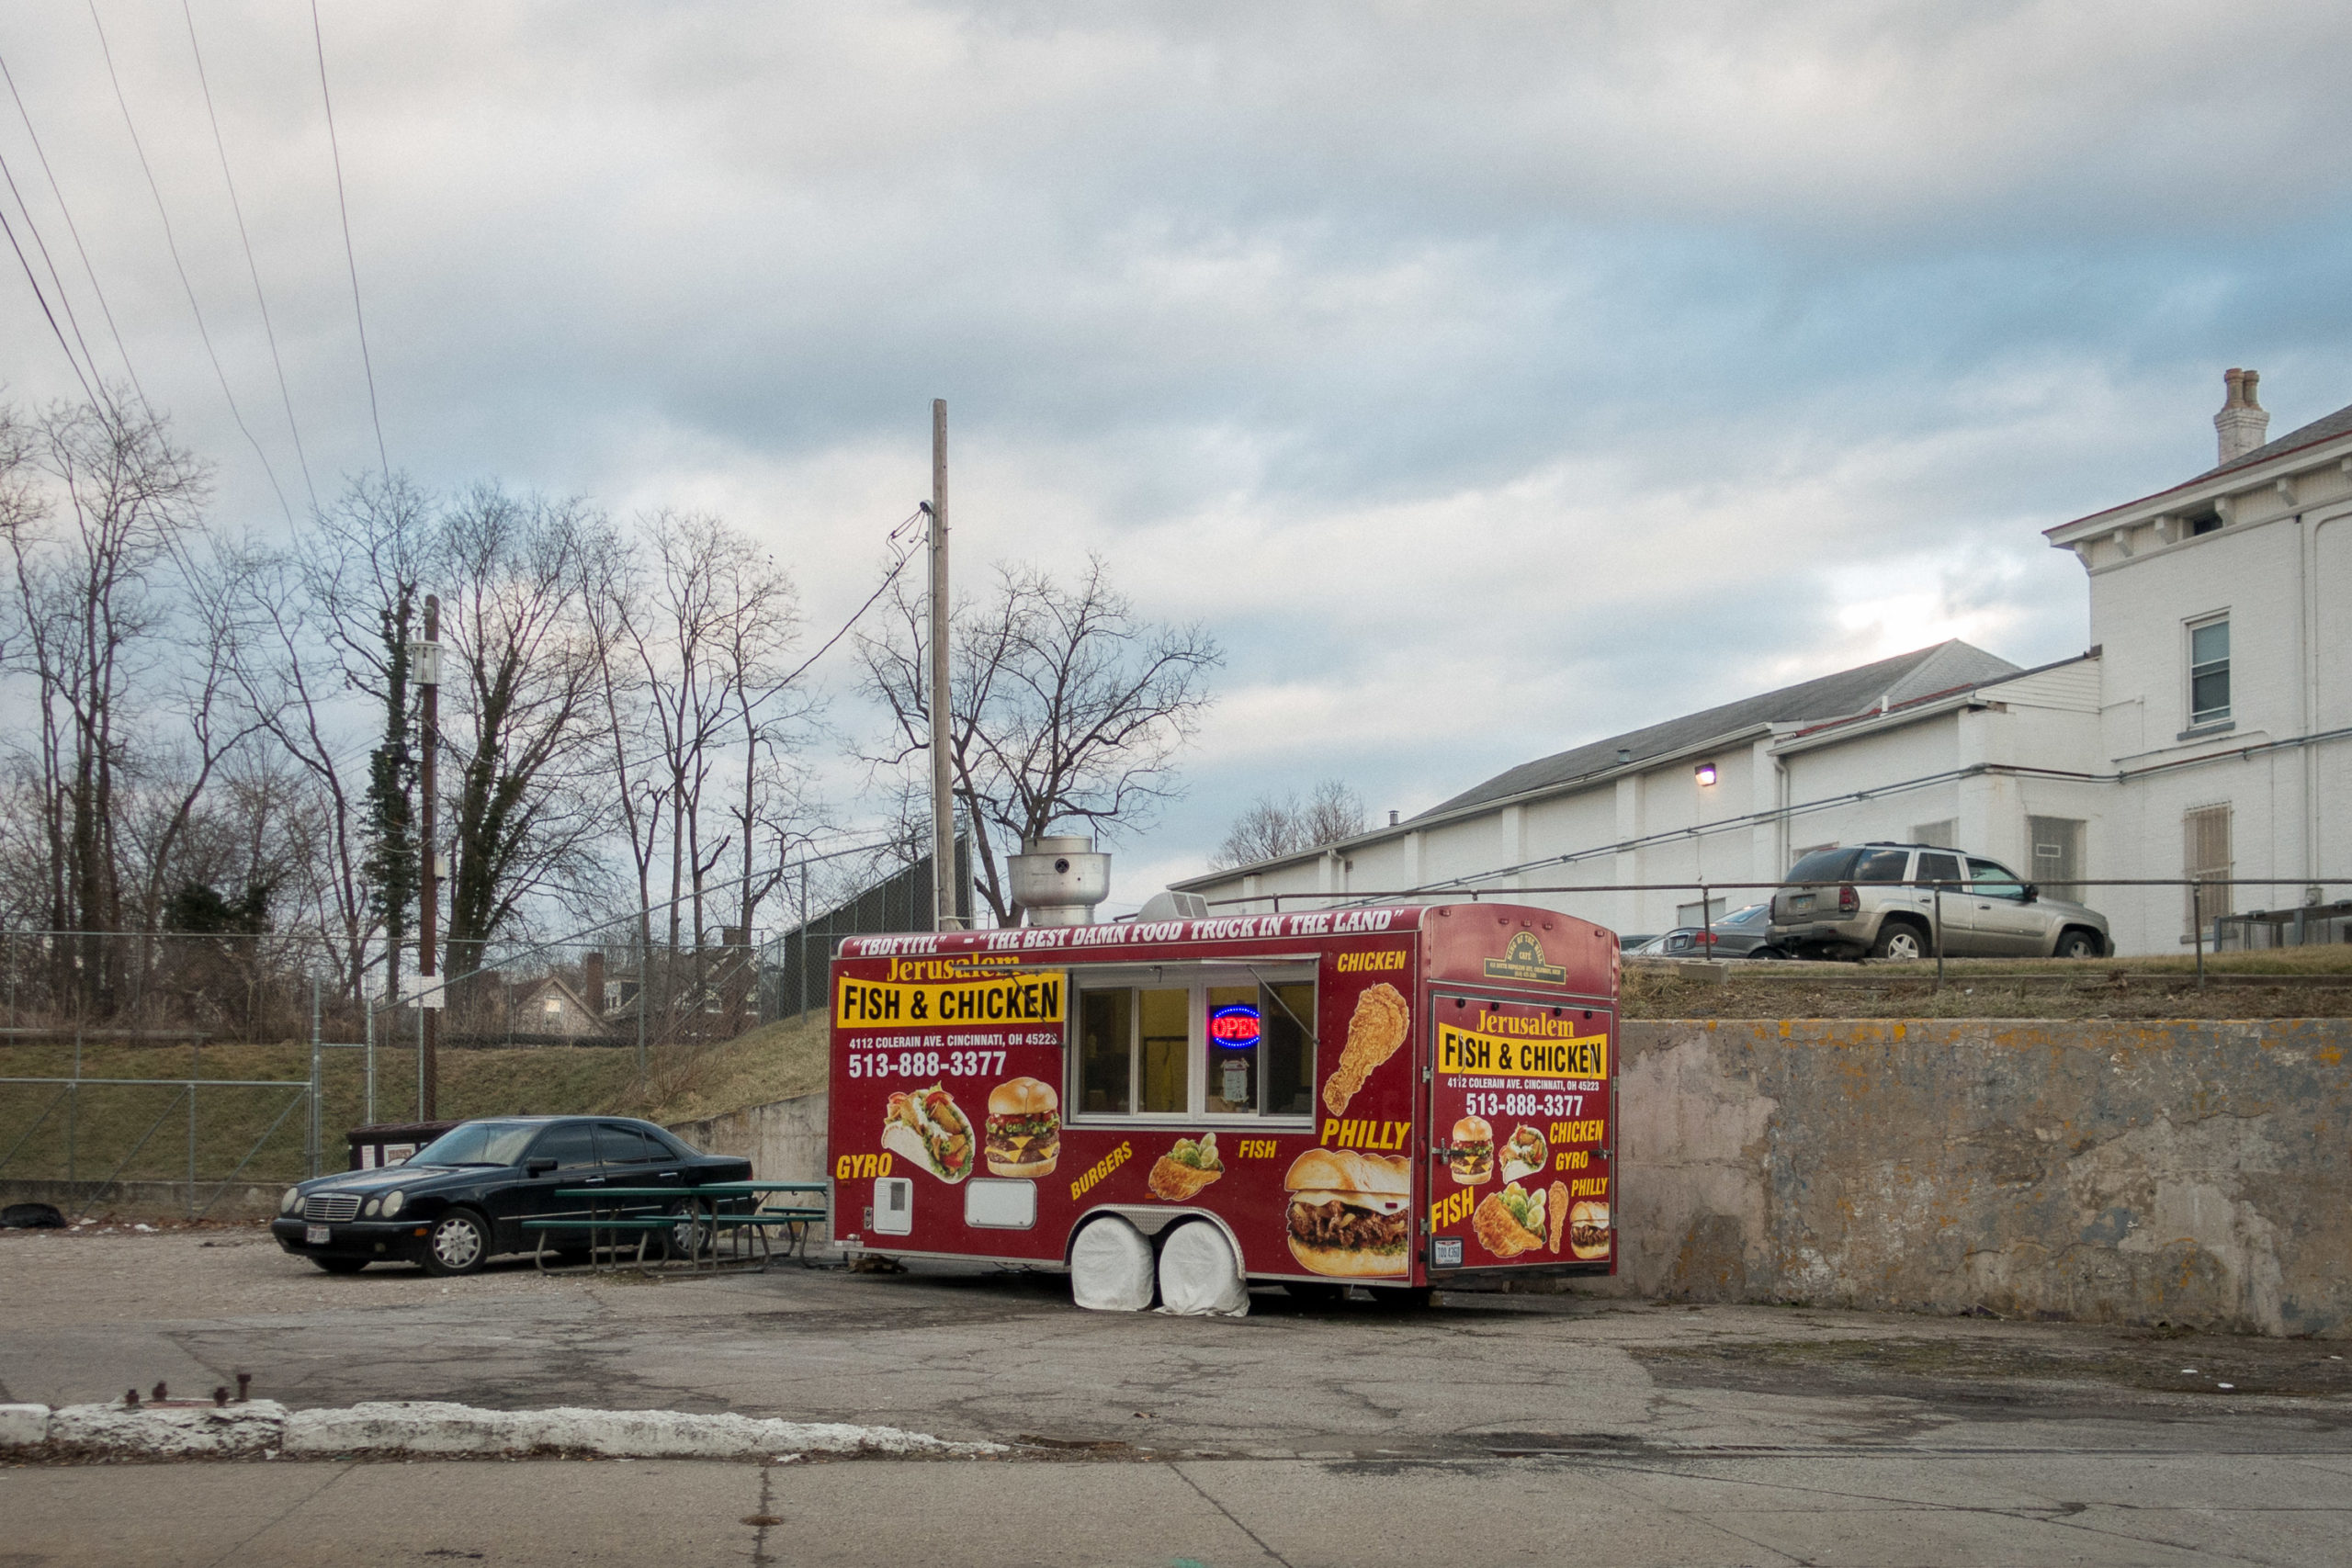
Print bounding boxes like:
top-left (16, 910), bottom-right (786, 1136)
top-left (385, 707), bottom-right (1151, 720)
top-left (1070, 964), bottom-right (1315, 1124)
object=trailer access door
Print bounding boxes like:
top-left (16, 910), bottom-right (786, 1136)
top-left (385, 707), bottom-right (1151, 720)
top-left (1422, 990), bottom-right (1615, 1276)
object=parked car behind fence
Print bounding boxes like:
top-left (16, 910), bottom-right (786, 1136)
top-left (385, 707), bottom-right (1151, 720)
top-left (1767, 843), bottom-right (2110, 961)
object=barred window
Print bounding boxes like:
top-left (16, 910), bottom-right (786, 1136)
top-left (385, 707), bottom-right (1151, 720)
top-left (2184, 804), bottom-right (2233, 938)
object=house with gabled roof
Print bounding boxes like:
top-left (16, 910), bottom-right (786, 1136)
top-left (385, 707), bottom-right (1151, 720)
top-left (1176, 370), bottom-right (2350, 954)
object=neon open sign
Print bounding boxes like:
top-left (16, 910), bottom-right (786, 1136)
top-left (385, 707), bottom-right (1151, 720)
top-left (1207, 1003), bottom-right (1261, 1046)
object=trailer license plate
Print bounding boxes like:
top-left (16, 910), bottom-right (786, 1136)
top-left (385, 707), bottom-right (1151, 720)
top-left (1432, 1236), bottom-right (1464, 1268)
top-left (306, 1224), bottom-right (330, 1245)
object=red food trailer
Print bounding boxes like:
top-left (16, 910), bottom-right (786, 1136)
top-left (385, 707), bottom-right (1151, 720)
top-left (824, 902), bottom-right (1618, 1303)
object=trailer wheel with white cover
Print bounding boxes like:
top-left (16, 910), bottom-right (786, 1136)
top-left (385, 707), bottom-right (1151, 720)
top-left (1069, 1214), bottom-right (1155, 1312)
top-left (1155, 1219), bottom-right (1250, 1316)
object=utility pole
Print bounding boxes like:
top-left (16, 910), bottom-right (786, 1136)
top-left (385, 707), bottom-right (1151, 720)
top-left (930, 399), bottom-right (959, 931)
top-left (416, 594), bottom-right (442, 1118)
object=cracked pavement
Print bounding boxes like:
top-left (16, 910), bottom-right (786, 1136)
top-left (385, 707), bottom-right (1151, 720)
top-left (4, 1226), bottom-right (2350, 1564)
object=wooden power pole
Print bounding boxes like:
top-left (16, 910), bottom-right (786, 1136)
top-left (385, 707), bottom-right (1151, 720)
top-left (417, 594), bottom-right (442, 1117)
top-left (929, 400), bottom-right (958, 931)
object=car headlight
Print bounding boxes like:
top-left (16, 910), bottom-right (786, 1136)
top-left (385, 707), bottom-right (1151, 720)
top-left (281, 1187), bottom-right (300, 1214)
top-left (363, 1198), bottom-right (379, 1216)
top-left (382, 1190), bottom-right (404, 1218)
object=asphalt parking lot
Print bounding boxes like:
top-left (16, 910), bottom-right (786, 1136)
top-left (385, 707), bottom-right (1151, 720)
top-left (5, 1224), bottom-right (2350, 1565)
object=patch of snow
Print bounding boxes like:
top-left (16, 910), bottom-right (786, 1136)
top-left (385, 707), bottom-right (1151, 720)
top-left (282, 1402), bottom-right (1002, 1460)
top-left (0, 1404), bottom-right (51, 1447)
top-left (46, 1401), bottom-right (288, 1457)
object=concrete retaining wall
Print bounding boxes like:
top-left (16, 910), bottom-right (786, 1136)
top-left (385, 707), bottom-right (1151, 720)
top-left (1602, 1018), bottom-right (2352, 1336)
top-left (666, 1091), bottom-right (828, 1184)
top-left (21, 1021), bottom-right (2345, 1337)
top-left (0, 1178), bottom-right (285, 1223)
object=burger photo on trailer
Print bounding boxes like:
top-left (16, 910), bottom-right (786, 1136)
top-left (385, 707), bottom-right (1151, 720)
top-left (1568, 1199), bottom-right (1611, 1260)
top-left (1447, 1115), bottom-right (1493, 1186)
top-left (984, 1077), bottom-right (1060, 1178)
top-left (1283, 1148), bottom-right (1411, 1277)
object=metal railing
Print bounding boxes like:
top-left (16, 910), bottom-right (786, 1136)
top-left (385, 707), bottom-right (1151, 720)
top-left (1198, 875), bottom-right (2351, 990)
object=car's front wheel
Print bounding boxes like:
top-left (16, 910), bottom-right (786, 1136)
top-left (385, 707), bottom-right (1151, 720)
top-left (422, 1208), bottom-right (492, 1277)
top-left (1871, 922), bottom-right (1928, 961)
top-left (2055, 929), bottom-right (2102, 960)
top-left (312, 1257), bottom-right (368, 1275)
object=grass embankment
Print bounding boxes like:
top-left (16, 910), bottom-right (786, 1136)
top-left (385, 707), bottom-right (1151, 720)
top-left (0, 1011), bottom-right (829, 1187)
top-left (1623, 944), bottom-right (2352, 1021)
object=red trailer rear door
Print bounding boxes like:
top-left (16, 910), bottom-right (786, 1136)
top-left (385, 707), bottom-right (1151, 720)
top-left (1423, 991), bottom-right (1614, 1273)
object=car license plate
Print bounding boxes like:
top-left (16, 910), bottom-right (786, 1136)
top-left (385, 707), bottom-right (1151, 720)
top-left (1791, 894), bottom-right (1814, 910)
top-left (306, 1224), bottom-right (331, 1245)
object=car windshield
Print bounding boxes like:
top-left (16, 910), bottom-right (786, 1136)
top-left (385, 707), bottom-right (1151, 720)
top-left (409, 1121), bottom-right (542, 1168)
top-left (1714, 904), bottom-right (1768, 928)
top-left (1785, 848), bottom-right (1861, 884)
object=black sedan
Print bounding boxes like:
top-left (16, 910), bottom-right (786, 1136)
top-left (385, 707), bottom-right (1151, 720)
top-left (268, 1116), bottom-right (751, 1276)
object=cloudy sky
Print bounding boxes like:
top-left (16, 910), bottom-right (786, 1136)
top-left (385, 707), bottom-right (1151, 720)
top-left (5, 1), bottom-right (2349, 915)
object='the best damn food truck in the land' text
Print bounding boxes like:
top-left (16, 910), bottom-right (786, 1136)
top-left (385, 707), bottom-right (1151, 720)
top-left (825, 903), bottom-right (1618, 1295)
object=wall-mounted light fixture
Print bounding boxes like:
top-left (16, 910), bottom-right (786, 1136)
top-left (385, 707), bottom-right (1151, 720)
top-left (1694, 761), bottom-right (1718, 787)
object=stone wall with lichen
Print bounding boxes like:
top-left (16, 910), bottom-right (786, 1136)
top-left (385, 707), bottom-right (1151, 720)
top-left (1602, 1018), bottom-right (2352, 1336)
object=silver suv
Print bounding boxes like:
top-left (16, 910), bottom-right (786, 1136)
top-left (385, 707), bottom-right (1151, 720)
top-left (1767, 843), bottom-right (2110, 961)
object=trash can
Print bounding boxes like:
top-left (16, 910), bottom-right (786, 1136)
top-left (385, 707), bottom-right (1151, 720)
top-left (346, 1121), bottom-right (461, 1171)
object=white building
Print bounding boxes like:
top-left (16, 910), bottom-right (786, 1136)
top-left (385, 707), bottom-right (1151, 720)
top-left (1175, 371), bottom-right (2352, 955)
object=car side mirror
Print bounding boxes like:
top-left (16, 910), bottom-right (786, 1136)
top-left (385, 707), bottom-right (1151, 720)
top-left (526, 1157), bottom-right (558, 1177)
top-left (2021, 884), bottom-right (2039, 903)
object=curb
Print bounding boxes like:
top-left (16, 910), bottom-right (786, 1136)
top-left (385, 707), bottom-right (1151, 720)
top-left (0, 1400), bottom-right (1002, 1462)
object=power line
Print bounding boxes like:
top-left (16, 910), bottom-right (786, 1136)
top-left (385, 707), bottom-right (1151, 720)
top-left (770, 508), bottom-right (930, 693)
top-left (180, 0), bottom-right (315, 512)
top-left (0, 186), bottom-right (100, 407)
top-left (309, 0), bottom-right (388, 479)
top-left (0, 146), bottom-right (102, 398)
top-left (0, 47), bottom-right (157, 422)
top-left (84, 0), bottom-right (295, 525)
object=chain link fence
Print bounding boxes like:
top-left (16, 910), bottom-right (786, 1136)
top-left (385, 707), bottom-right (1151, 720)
top-left (0, 845), bottom-right (975, 1213)
top-left (762, 841), bottom-right (971, 1021)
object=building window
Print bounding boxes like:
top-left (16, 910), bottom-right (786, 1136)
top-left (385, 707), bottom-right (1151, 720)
top-left (1072, 968), bottom-right (1316, 1122)
top-left (2184, 804), bottom-right (2233, 938)
top-left (2188, 617), bottom-right (2231, 727)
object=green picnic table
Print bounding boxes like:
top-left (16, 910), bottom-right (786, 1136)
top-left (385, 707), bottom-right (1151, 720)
top-left (526, 1180), bottom-right (827, 1273)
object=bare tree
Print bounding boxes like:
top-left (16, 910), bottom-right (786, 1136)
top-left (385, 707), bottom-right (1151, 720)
top-left (230, 473), bottom-right (440, 1006)
top-left (436, 485), bottom-right (609, 985)
top-left (861, 555), bottom-right (1220, 926)
top-left (124, 534), bottom-right (267, 933)
top-left (579, 522), bottom-right (664, 975)
top-left (0, 394), bottom-right (212, 1006)
top-left (1211, 779), bottom-right (1368, 870)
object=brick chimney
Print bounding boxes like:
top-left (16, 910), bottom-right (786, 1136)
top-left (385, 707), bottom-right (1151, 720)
top-left (582, 950), bottom-right (605, 1015)
top-left (2215, 367), bottom-right (2269, 464)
